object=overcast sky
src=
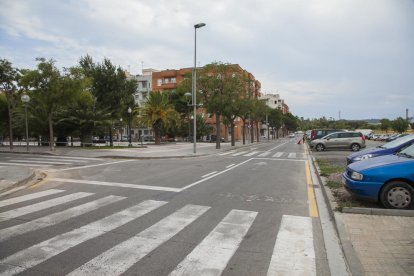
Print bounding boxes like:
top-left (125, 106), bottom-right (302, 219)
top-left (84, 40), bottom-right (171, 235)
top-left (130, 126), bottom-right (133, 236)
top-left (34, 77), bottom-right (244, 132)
top-left (1, 0), bottom-right (413, 120)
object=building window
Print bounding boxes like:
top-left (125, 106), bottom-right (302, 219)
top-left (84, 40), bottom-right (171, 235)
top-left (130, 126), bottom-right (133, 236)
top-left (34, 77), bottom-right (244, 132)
top-left (157, 79), bottom-right (162, 86)
top-left (171, 77), bottom-right (176, 83)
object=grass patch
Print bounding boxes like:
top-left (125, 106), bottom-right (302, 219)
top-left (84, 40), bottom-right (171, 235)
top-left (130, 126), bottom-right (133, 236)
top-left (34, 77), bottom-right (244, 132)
top-left (315, 159), bottom-right (345, 176)
top-left (326, 180), bottom-right (342, 189)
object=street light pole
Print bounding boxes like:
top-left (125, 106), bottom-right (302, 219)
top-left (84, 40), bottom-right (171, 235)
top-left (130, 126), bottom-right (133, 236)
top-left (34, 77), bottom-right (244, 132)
top-left (21, 94), bottom-right (30, 151)
top-left (192, 23), bottom-right (206, 154)
top-left (127, 107), bottom-right (132, 147)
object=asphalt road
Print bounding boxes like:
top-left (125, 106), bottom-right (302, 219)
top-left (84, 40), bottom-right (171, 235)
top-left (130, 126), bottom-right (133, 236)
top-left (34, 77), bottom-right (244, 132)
top-left (0, 139), bottom-right (333, 275)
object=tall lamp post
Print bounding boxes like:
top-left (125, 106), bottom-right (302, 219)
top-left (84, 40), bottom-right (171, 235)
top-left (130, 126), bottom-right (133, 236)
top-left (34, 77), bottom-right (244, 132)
top-left (127, 107), bottom-right (132, 147)
top-left (21, 94), bottom-right (30, 151)
top-left (192, 22), bottom-right (206, 154)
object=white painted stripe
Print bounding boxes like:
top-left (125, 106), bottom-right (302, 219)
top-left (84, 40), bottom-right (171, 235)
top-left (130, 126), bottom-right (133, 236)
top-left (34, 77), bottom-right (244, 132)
top-left (267, 215), bottom-right (315, 276)
top-left (202, 171), bottom-right (218, 178)
top-left (38, 155), bottom-right (104, 161)
top-left (0, 189), bottom-right (64, 208)
top-left (179, 159), bottom-right (252, 191)
top-left (226, 163), bottom-right (236, 168)
top-left (68, 204), bottom-right (210, 276)
top-left (0, 192), bottom-right (93, 222)
top-left (243, 151), bottom-right (259, 157)
top-left (288, 153), bottom-right (297, 159)
top-left (54, 160), bottom-right (134, 172)
top-left (231, 151), bottom-right (248, 156)
top-left (49, 178), bottom-right (181, 192)
top-left (272, 152), bottom-right (284, 158)
top-left (169, 209), bottom-right (257, 276)
top-left (10, 159), bottom-right (73, 165)
top-left (218, 151), bottom-right (236, 156)
top-left (0, 200), bottom-right (167, 276)
top-left (26, 158), bottom-right (88, 163)
top-left (258, 152), bottom-right (271, 157)
top-left (0, 162), bottom-right (51, 167)
top-left (268, 141), bottom-right (289, 151)
top-left (0, 195), bottom-right (125, 242)
top-left (251, 158), bottom-right (305, 163)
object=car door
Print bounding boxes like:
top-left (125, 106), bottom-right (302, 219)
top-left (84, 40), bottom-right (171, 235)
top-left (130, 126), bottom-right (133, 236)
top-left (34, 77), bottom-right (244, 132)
top-left (338, 132), bottom-right (353, 148)
top-left (325, 133), bottom-right (340, 148)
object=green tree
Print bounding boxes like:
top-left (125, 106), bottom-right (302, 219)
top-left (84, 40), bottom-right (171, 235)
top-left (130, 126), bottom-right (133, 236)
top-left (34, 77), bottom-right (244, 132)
top-left (139, 91), bottom-right (180, 144)
top-left (79, 55), bottom-right (136, 146)
top-left (250, 99), bottom-right (267, 142)
top-left (283, 113), bottom-right (299, 135)
top-left (380, 118), bottom-right (391, 133)
top-left (20, 58), bottom-right (86, 150)
top-left (392, 117), bottom-right (408, 133)
top-left (268, 108), bottom-right (283, 139)
top-left (0, 59), bottom-right (20, 149)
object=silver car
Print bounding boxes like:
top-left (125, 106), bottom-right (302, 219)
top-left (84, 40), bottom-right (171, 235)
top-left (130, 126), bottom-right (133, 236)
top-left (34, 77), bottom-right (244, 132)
top-left (310, 131), bottom-right (366, 152)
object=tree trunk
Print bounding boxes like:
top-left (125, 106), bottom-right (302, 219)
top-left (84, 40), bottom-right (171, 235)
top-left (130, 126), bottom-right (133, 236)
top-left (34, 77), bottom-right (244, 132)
top-left (231, 121), bottom-right (235, 147)
top-left (48, 112), bottom-right (54, 151)
top-left (250, 120), bottom-right (254, 143)
top-left (256, 122), bottom-right (259, 142)
top-left (215, 112), bottom-right (221, 149)
top-left (7, 100), bottom-right (13, 150)
top-left (154, 121), bottom-right (161, 145)
top-left (242, 120), bottom-right (246, 145)
top-left (109, 126), bottom-right (113, 147)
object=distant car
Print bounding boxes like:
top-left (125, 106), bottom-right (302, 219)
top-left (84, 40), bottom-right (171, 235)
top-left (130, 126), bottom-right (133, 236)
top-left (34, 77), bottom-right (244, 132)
top-left (142, 135), bottom-right (154, 141)
top-left (288, 133), bottom-right (295, 138)
top-left (310, 129), bottom-right (343, 140)
top-left (347, 134), bottom-right (414, 164)
top-left (342, 144), bottom-right (414, 209)
top-left (310, 131), bottom-right (366, 152)
top-left (386, 133), bottom-right (408, 142)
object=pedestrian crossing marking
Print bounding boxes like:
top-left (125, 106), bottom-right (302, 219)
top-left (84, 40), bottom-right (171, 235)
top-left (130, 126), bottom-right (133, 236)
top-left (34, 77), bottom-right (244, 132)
top-left (10, 159), bottom-right (73, 165)
top-left (218, 151), bottom-right (236, 156)
top-left (0, 195), bottom-right (126, 242)
top-left (169, 209), bottom-right (257, 276)
top-left (267, 215), bottom-right (316, 275)
top-left (258, 152), bottom-right (271, 157)
top-left (0, 189), bottom-right (64, 208)
top-left (25, 158), bottom-right (88, 163)
top-left (231, 151), bottom-right (249, 156)
top-left (0, 162), bottom-right (51, 167)
top-left (272, 152), bottom-right (283, 158)
top-left (288, 153), bottom-right (297, 158)
top-left (0, 192), bottom-right (93, 222)
top-left (0, 200), bottom-right (167, 276)
top-left (68, 204), bottom-right (210, 276)
top-left (243, 151), bottom-right (260, 156)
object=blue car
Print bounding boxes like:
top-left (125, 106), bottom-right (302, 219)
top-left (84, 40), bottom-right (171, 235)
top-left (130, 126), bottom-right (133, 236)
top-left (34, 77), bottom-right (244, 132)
top-left (347, 134), bottom-right (414, 164)
top-left (342, 144), bottom-right (414, 209)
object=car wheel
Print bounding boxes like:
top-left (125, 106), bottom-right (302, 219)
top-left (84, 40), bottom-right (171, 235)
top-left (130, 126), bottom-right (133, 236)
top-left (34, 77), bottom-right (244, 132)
top-left (351, 143), bottom-right (360, 152)
top-left (315, 144), bottom-right (325, 152)
top-left (380, 181), bottom-right (414, 209)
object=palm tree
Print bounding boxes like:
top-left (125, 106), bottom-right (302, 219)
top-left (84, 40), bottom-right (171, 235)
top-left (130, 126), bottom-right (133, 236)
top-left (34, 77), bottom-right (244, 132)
top-left (139, 92), bottom-right (179, 145)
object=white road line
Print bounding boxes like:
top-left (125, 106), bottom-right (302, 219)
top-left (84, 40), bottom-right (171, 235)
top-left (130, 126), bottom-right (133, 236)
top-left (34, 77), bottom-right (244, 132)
top-left (258, 152), bottom-right (271, 157)
top-left (288, 153), bottom-right (297, 159)
top-left (0, 200), bottom-right (167, 276)
top-left (268, 141), bottom-right (289, 151)
top-left (25, 158), bottom-right (88, 163)
top-left (170, 209), bottom-right (257, 276)
top-left (179, 159), bottom-right (253, 191)
top-left (272, 152), bottom-right (284, 158)
top-left (53, 160), bottom-right (134, 172)
top-left (226, 163), bottom-right (236, 168)
top-left (201, 171), bottom-right (218, 178)
top-left (10, 159), bottom-right (73, 165)
top-left (267, 215), bottom-right (316, 276)
top-left (37, 156), bottom-right (104, 161)
top-left (231, 151), bottom-right (248, 156)
top-left (49, 178), bottom-right (182, 192)
top-left (0, 195), bottom-right (125, 242)
top-left (243, 151), bottom-right (259, 157)
top-left (0, 192), bottom-right (93, 222)
top-left (218, 151), bottom-right (236, 156)
top-left (251, 158), bottom-right (305, 163)
top-left (68, 204), bottom-right (210, 276)
top-left (0, 189), bottom-right (65, 208)
top-left (0, 162), bottom-right (51, 167)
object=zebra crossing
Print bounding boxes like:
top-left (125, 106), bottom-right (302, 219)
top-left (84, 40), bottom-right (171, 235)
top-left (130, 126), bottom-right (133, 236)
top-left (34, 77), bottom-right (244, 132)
top-left (219, 150), bottom-right (305, 159)
top-left (0, 155), bottom-right (107, 169)
top-left (0, 189), bottom-right (316, 275)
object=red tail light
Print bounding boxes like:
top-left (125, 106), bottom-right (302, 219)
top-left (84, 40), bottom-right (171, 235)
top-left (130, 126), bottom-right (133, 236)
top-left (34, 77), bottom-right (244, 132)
top-left (361, 134), bottom-right (365, 142)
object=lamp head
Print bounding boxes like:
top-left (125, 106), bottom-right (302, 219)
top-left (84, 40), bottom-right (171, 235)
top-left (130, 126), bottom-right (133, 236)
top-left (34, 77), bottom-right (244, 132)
top-left (194, 23), bottom-right (206, 29)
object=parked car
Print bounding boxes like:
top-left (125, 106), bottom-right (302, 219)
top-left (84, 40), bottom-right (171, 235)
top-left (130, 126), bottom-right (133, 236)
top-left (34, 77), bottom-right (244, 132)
top-left (142, 135), bottom-right (154, 141)
top-left (386, 133), bottom-right (408, 142)
top-left (310, 129), bottom-right (343, 140)
top-left (288, 133), bottom-right (295, 138)
top-left (342, 144), bottom-right (414, 209)
top-left (310, 131), bottom-right (366, 152)
top-left (347, 134), bottom-right (414, 164)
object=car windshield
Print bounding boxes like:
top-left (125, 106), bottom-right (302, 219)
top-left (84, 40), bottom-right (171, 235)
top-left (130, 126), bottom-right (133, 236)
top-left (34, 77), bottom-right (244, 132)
top-left (397, 144), bottom-right (414, 158)
top-left (381, 134), bottom-right (414, 149)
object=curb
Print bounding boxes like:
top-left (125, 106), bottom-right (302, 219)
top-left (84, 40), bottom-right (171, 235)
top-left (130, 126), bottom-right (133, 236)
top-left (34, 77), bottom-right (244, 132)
top-left (342, 207), bottom-right (414, 217)
top-left (0, 170), bottom-right (36, 196)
